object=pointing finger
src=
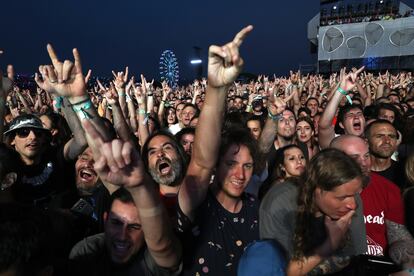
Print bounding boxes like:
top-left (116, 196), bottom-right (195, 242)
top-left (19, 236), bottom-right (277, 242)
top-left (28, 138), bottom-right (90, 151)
top-left (233, 25), bottom-right (253, 47)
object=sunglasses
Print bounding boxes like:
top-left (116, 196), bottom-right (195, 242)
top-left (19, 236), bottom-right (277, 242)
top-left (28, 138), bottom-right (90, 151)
top-left (15, 128), bottom-right (46, 138)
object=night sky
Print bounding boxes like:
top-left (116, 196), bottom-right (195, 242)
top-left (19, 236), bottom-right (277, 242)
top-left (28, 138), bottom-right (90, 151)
top-left (2, 1), bottom-right (412, 81)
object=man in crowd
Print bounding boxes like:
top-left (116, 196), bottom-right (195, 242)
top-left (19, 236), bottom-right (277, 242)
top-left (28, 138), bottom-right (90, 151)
top-left (318, 67), bottom-right (365, 149)
top-left (365, 119), bottom-right (406, 190)
top-left (331, 135), bottom-right (414, 270)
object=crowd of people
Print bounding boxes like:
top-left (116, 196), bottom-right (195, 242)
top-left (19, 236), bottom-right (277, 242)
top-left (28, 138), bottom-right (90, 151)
top-left (320, 1), bottom-right (413, 26)
top-left (0, 25), bottom-right (414, 275)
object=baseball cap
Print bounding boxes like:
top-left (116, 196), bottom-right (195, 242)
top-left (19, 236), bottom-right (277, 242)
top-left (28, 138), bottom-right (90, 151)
top-left (4, 114), bottom-right (49, 136)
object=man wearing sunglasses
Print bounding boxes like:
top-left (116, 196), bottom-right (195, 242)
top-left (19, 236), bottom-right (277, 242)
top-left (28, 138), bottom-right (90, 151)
top-left (4, 114), bottom-right (80, 209)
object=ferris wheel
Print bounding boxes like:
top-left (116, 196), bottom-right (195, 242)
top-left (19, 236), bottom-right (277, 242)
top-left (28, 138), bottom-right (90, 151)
top-left (159, 50), bottom-right (179, 88)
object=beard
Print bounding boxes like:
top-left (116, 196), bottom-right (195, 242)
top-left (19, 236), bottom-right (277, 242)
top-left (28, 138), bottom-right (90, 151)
top-left (149, 158), bottom-right (182, 187)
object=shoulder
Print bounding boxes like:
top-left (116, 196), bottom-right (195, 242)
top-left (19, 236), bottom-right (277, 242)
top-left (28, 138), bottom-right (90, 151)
top-left (260, 181), bottom-right (298, 212)
top-left (69, 233), bottom-right (105, 260)
top-left (369, 172), bottom-right (400, 192)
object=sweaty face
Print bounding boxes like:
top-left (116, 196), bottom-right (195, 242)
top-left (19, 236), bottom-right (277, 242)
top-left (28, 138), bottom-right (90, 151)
top-left (341, 108), bottom-right (365, 137)
top-left (11, 128), bottom-right (47, 164)
top-left (215, 144), bottom-right (254, 199)
top-left (314, 177), bottom-right (362, 220)
top-left (181, 106), bottom-right (196, 127)
top-left (368, 123), bottom-right (398, 159)
top-left (180, 133), bottom-right (194, 156)
top-left (247, 120), bottom-right (262, 140)
top-left (377, 109), bottom-right (395, 123)
top-left (306, 99), bottom-right (318, 117)
top-left (277, 110), bottom-right (296, 140)
top-left (296, 121), bottom-right (313, 144)
top-left (75, 147), bottom-right (99, 196)
top-left (147, 135), bottom-right (182, 186)
top-left (282, 147), bottom-right (306, 177)
top-left (105, 200), bottom-right (144, 264)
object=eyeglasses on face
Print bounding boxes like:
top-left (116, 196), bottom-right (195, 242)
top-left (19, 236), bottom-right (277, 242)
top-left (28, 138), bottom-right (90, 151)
top-left (15, 128), bottom-right (46, 138)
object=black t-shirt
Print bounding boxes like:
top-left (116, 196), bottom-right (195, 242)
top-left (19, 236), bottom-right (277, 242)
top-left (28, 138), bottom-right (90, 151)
top-left (14, 145), bottom-right (77, 209)
top-left (68, 233), bottom-right (179, 276)
top-left (176, 191), bottom-right (259, 276)
top-left (376, 159), bottom-right (406, 190)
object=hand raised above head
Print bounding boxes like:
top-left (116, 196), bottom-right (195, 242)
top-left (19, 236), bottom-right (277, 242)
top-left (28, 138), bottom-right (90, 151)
top-left (82, 119), bottom-right (145, 187)
top-left (36, 44), bottom-right (86, 98)
top-left (207, 25), bottom-right (253, 88)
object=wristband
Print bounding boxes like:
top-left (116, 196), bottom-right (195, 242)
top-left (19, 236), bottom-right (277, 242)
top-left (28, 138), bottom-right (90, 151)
top-left (118, 92), bottom-right (126, 97)
top-left (72, 99), bottom-right (93, 119)
top-left (54, 96), bottom-right (64, 109)
top-left (406, 268), bottom-right (414, 276)
top-left (147, 93), bottom-right (153, 97)
top-left (337, 87), bottom-right (353, 105)
top-left (138, 109), bottom-right (146, 115)
top-left (268, 110), bottom-right (282, 121)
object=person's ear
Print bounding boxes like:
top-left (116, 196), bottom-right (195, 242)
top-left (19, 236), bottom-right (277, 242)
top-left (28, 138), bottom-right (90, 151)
top-left (50, 129), bottom-right (58, 136)
top-left (1, 172), bottom-right (17, 190)
top-left (103, 211), bottom-right (108, 223)
top-left (339, 122), bottom-right (344, 129)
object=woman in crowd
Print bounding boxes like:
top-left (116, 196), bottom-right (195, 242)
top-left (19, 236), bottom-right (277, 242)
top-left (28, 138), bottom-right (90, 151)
top-left (296, 116), bottom-right (319, 159)
top-left (259, 145), bottom-right (306, 199)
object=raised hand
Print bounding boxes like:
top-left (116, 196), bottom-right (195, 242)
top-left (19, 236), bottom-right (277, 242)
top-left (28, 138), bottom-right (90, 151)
top-left (7, 65), bottom-right (15, 82)
top-left (112, 66), bottom-right (129, 90)
top-left (207, 25), bottom-right (253, 88)
top-left (82, 120), bottom-right (145, 187)
top-left (339, 66), bottom-right (364, 92)
top-left (268, 86), bottom-right (296, 116)
top-left (36, 44), bottom-right (86, 98)
top-left (104, 83), bottom-right (119, 106)
top-left (0, 72), bottom-right (13, 96)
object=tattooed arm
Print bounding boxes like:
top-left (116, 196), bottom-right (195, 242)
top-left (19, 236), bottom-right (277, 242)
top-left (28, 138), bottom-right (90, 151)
top-left (386, 220), bottom-right (414, 268)
top-left (308, 256), bottom-right (351, 275)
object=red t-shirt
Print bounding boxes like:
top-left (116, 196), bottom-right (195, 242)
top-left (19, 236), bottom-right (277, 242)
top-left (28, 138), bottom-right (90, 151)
top-left (360, 172), bottom-right (405, 256)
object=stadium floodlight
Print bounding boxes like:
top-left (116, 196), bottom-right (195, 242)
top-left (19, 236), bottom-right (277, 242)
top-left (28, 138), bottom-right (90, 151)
top-left (190, 59), bottom-right (202, 64)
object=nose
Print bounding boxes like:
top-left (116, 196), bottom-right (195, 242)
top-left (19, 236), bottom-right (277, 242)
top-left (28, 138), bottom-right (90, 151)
top-left (235, 165), bottom-right (246, 180)
top-left (345, 196), bottom-right (357, 211)
top-left (156, 149), bottom-right (165, 158)
top-left (117, 225), bottom-right (128, 240)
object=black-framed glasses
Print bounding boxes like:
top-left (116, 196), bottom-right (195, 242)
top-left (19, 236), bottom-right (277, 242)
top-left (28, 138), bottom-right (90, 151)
top-left (15, 128), bottom-right (45, 138)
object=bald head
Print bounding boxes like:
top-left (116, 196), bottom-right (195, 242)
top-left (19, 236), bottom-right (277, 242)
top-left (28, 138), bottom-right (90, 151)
top-left (330, 135), bottom-right (371, 176)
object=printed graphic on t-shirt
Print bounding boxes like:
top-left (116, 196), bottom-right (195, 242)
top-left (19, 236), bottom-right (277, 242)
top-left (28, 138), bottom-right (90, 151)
top-left (366, 235), bottom-right (384, 256)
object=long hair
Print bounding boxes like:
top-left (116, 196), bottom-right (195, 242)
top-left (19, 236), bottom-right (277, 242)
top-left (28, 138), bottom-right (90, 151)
top-left (292, 148), bottom-right (363, 260)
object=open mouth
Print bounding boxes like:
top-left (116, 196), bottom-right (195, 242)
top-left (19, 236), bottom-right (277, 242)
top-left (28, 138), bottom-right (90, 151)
top-left (79, 168), bottom-right (97, 182)
top-left (352, 121), bottom-right (361, 131)
top-left (158, 161), bottom-right (172, 175)
top-left (112, 241), bottom-right (131, 255)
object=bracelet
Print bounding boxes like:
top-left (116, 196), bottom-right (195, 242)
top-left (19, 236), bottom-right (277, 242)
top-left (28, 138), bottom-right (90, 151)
top-left (138, 109), bottom-right (146, 115)
top-left (147, 93), bottom-right (153, 97)
top-left (406, 268), bottom-right (414, 276)
top-left (72, 99), bottom-right (93, 119)
top-left (118, 92), bottom-right (126, 97)
top-left (336, 87), bottom-right (353, 105)
top-left (54, 96), bottom-right (64, 109)
top-left (268, 110), bottom-right (282, 121)
top-left (69, 97), bottom-right (90, 106)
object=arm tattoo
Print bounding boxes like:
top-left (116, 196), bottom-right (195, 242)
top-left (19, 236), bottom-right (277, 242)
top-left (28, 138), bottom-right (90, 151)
top-left (308, 256), bottom-right (351, 275)
top-left (386, 220), bottom-right (414, 266)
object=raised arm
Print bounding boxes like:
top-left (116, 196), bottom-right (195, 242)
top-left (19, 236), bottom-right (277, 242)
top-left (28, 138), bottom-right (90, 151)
top-left (38, 44), bottom-right (112, 145)
top-left (0, 66), bottom-right (13, 140)
top-left (178, 25), bottom-right (253, 220)
top-left (318, 67), bottom-right (364, 149)
top-left (82, 119), bottom-right (181, 270)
